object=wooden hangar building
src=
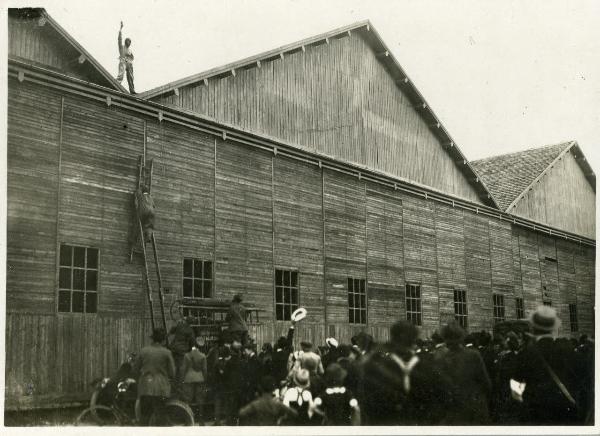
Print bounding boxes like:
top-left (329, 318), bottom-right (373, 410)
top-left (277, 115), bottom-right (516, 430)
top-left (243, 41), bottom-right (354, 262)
top-left (5, 8), bottom-right (596, 409)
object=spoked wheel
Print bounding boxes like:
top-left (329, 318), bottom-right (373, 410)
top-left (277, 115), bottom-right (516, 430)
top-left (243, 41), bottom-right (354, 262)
top-left (148, 399), bottom-right (195, 426)
top-left (75, 405), bottom-right (121, 426)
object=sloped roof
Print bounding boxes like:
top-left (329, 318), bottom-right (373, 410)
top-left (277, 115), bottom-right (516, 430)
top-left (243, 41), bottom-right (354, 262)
top-left (139, 20), bottom-right (499, 208)
top-left (8, 8), bottom-right (126, 93)
top-left (471, 141), bottom-right (596, 211)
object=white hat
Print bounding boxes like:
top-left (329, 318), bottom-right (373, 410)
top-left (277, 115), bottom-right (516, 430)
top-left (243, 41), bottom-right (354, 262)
top-left (325, 337), bottom-right (339, 348)
top-left (291, 307), bottom-right (307, 322)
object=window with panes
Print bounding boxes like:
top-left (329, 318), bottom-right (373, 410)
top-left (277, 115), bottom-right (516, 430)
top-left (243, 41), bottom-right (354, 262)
top-left (58, 244), bottom-right (98, 313)
top-left (348, 278), bottom-right (367, 325)
top-left (453, 289), bottom-right (468, 329)
top-left (183, 258), bottom-right (213, 298)
top-left (515, 297), bottom-right (525, 319)
top-left (405, 284), bottom-right (422, 326)
top-left (493, 294), bottom-right (505, 323)
top-left (569, 304), bottom-right (578, 332)
top-left (275, 269), bottom-right (299, 321)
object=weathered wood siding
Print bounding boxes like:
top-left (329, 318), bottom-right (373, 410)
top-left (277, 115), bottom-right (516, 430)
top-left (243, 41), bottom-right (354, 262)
top-left (403, 197), bottom-right (439, 337)
top-left (273, 156), bottom-right (325, 336)
top-left (6, 77), bottom-right (595, 408)
top-left (512, 151), bottom-right (595, 238)
top-left (463, 213), bottom-right (492, 331)
top-left (60, 97), bottom-right (145, 314)
top-left (323, 170), bottom-right (367, 340)
top-left (434, 204), bottom-right (467, 325)
top-left (8, 14), bottom-right (113, 88)
top-left (4, 312), bottom-right (150, 409)
top-left (214, 139), bottom-right (274, 316)
top-left (366, 188), bottom-right (405, 327)
top-left (151, 33), bottom-right (483, 204)
top-left (144, 121), bottom-right (216, 320)
top-left (7, 82), bottom-right (61, 313)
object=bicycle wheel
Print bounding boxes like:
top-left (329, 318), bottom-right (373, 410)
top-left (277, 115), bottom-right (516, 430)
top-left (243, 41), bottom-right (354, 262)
top-left (75, 405), bottom-right (121, 426)
top-left (149, 399), bottom-right (195, 426)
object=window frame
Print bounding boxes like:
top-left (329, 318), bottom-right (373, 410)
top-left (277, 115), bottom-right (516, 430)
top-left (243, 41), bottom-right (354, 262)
top-left (347, 277), bottom-right (367, 325)
top-left (57, 243), bottom-right (100, 314)
top-left (492, 293), bottom-right (505, 323)
top-left (274, 268), bottom-right (300, 321)
top-left (568, 304), bottom-right (578, 332)
top-left (515, 297), bottom-right (525, 319)
top-left (182, 258), bottom-right (213, 299)
top-left (405, 283), bottom-right (422, 326)
top-left (453, 289), bottom-right (468, 329)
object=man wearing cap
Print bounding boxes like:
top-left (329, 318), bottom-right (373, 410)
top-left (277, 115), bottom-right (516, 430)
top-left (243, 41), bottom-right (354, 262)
top-left (226, 294), bottom-right (249, 346)
top-left (513, 305), bottom-right (580, 424)
top-left (134, 328), bottom-right (176, 426)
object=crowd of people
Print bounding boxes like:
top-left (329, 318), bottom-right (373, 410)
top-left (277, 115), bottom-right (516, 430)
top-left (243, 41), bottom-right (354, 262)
top-left (133, 298), bottom-right (594, 426)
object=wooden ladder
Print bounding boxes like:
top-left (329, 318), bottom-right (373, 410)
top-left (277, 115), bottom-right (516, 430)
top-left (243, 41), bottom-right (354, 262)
top-left (131, 156), bottom-right (168, 341)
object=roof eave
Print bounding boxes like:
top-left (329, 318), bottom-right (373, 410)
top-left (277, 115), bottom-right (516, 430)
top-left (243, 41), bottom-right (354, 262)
top-left (40, 9), bottom-right (128, 93)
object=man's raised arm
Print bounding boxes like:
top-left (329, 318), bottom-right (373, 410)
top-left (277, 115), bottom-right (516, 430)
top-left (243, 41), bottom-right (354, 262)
top-left (118, 21), bottom-right (124, 55)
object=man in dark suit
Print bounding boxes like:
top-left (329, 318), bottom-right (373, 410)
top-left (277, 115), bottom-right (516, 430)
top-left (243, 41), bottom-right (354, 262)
top-left (135, 328), bottom-right (176, 426)
top-left (361, 320), bottom-right (451, 425)
top-left (438, 322), bottom-right (492, 425)
top-left (513, 306), bottom-right (580, 425)
top-left (226, 294), bottom-right (249, 346)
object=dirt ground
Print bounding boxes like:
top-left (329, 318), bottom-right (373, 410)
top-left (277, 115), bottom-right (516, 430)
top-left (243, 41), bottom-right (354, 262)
top-left (4, 406), bottom-right (87, 426)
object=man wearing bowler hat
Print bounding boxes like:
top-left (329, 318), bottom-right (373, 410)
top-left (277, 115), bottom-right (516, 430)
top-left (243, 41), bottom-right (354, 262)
top-left (135, 328), bottom-right (176, 426)
top-left (513, 305), bottom-right (580, 424)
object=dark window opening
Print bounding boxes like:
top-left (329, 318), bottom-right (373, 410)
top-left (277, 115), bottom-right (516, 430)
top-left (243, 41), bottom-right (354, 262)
top-left (515, 297), bottom-right (525, 319)
top-left (569, 304), bottom-right (578, 332)
top-left (58, 244), bottom-right (99, 313)
top-left (453, 289), bottom-right (468, 329)
top-left (493, 294), bottom-right (505, 323)
top-left (348, 278), bottom-right (367, 325)
top-left (543, 301), bottom-right (552, 307)
top-left (183, 258), bottom-right (213, 298)
top-left (405, 284), bottom-right (422, 326)
top-left (544, 256), bottom-right (557, 262)
top-left (275, 269), bottom-right (299, 321)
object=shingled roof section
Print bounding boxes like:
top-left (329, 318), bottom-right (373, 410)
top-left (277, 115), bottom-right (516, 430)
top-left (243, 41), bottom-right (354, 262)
top-left (470, 142), bottom-right (571, 211)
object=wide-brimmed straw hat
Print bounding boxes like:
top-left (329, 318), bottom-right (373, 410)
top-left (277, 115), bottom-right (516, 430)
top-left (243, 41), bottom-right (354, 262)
top-left (291, 307), bottom-right (307, 322)
top-left (325, 337), bottom-right (339, 348)
top-left (529, 305), bottom-right (561, 334)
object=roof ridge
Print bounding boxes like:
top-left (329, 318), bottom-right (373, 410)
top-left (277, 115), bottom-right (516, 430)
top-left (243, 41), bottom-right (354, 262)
top-left (471, 141), bottom-right (572, 165)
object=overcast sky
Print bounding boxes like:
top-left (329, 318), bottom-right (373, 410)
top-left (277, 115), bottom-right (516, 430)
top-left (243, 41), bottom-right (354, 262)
top-left (4, 0), bottom-right (600, 165)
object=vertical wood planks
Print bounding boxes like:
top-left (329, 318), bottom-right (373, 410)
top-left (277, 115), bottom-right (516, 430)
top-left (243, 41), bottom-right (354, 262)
top-left (366, 187), bottom-right (405, 326)
top-left (151, 33), bottom-right (484, 204)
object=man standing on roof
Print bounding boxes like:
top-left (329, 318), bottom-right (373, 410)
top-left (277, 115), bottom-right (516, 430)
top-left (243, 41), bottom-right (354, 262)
top-left (117, 21), bottom-right (135, 94)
